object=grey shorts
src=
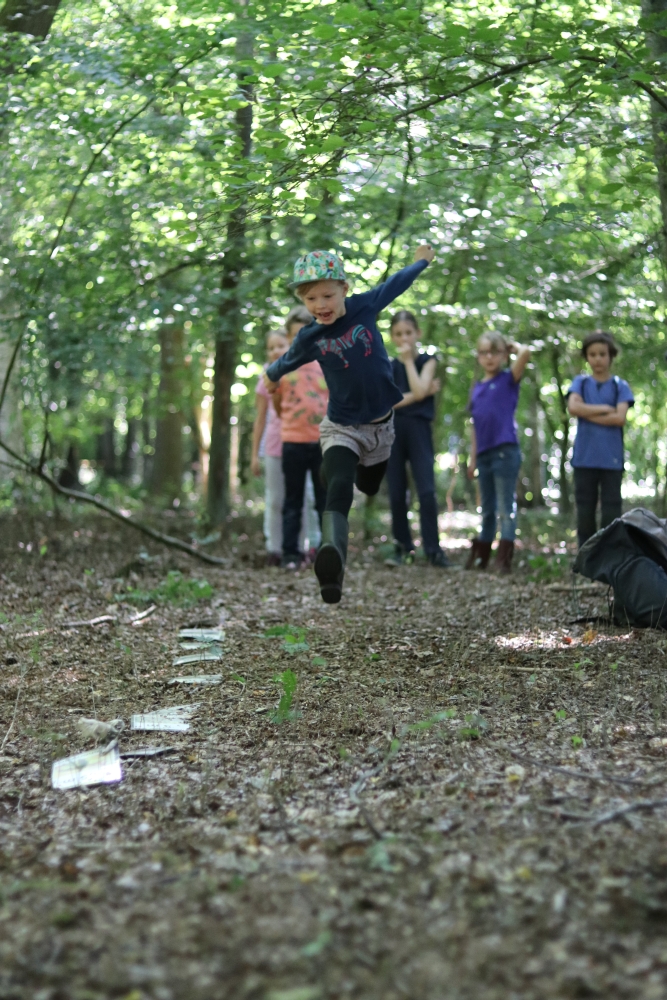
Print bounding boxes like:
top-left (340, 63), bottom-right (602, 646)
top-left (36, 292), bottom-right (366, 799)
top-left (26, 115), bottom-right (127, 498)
top-left (319, 413), bottom-right (395, 466)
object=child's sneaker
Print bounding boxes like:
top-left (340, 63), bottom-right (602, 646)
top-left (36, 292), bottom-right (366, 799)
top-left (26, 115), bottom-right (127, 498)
top-left (281, 554), bottom-right (302, 571)
top-left (428, 550), bottom-right (451, 568)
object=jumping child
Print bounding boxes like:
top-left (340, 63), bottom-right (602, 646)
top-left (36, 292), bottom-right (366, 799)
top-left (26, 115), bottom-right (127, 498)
top-left (386, 309), bottom-right (449, 567)
top-left (264, 245), bottom-right (434, 603)
top-left (566, 331), bottom-right (633, 547)
top-left (466, 331), bottom-right (531, 574)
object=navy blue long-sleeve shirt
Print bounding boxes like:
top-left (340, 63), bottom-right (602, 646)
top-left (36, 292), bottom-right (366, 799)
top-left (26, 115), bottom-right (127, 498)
top-left (266, 259), bottom-right (430, 426)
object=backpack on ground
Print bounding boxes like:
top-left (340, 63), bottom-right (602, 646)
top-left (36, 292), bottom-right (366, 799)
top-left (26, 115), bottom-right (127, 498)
top-left (572, 507), bottom-right (667, 629)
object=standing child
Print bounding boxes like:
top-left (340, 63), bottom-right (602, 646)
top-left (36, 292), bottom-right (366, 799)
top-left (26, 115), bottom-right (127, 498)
top-left (466, 332), bottom-right (531, 574)
top-left (251, 329), bottom-right (321, 564)
top-left (252, 329), bottom-right (289, 565)
top-left (567, 331), bottom-right (633, 547)
top-left (386, 309), bottom-right (449, 567)
top-left (264, 245), bottom-right (434, 603)
top-left (285, 305), bottom-right (322, 556)
top-left (272, 319), bottom-right (329, 570)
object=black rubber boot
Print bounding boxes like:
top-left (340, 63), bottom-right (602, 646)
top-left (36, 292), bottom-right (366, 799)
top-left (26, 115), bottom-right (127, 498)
top-left (314, 511), bottom-right (348, 604)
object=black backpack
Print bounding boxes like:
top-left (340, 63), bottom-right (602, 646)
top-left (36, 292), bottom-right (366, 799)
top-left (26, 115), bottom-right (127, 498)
top-left (573, 507), bottom-right (667, 629)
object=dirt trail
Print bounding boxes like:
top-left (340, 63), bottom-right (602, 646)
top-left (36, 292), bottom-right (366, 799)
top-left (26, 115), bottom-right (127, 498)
top-left (1, 513), bottom-right (667, 1000)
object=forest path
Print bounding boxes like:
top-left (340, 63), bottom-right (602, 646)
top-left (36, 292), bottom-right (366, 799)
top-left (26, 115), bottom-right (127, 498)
top-left (1, 515), bottom-right (666, 1000)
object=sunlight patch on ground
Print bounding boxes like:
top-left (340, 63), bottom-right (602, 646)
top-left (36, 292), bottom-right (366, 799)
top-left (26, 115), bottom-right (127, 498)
top-left (495, 630), bottom-right (635, 651)
top-left (440, 510), bottom-right (481, 531)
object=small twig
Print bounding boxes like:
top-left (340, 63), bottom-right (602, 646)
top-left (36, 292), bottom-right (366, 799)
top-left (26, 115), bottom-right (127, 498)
top-left (129, 605), bottom-right (157, 625)
top-left (536, 805), bottom-right (592, 822)
top-left (15, 628), bottom-right (56, 639)
top-left (271, 791), bottom-right (296, 844)
top-left (0, 665), bottom-right (26, 753)
top-left (498, 665), bottom-right (574, 673)
top-left (502, 746), bottom-right (653, 788)
top-left (354, 799), bottom-right (384, 841)
top-left (593, 798), bottom-right (667, 828)
top-left (64, 615), bottom-right (117, 628)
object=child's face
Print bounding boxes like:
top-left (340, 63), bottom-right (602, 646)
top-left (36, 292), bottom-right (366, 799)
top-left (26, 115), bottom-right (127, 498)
top-left (267, 333), bottom-right (288, 363)
top-left (391, 320), bottom-right (419, 357)
top-left (299, 280), bottom-right (348, 325)
top-left (585, 341), bottom-right (612, 377)
top-left (477, 338), bottom-right (506, 376)
top-left (286, 321), bottom-right (305, 344)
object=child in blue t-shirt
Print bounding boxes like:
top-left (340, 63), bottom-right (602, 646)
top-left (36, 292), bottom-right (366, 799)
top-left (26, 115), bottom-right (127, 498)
top-left (466, 331), bottom-right (531, 574)
top-left (566, 331), bottom-right (634, 547)
top-left (264, 245), bottom-right (434, 603)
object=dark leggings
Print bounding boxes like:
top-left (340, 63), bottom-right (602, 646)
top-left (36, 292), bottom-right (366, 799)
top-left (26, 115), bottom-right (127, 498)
top-left (574, 467), bottom-right (623, 547)
top-left (321, 446), bottom-right (388, 518)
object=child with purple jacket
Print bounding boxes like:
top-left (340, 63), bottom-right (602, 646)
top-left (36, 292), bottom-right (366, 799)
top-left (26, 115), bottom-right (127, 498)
top-left (466, 332), bottom-right (531, 574)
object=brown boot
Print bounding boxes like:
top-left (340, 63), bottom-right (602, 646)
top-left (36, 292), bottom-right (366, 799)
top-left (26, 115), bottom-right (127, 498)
top-left (495, 539), bottom-right (514, 575)
top-left (465, 539), bottom-right (492, 570)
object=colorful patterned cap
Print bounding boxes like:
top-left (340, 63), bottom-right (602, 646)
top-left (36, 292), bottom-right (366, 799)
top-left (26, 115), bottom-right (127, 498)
top-left (289, 250), bottom-right (347, 289)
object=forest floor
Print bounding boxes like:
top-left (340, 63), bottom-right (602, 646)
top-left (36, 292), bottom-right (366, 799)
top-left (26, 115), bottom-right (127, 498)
top-left (2, 506), bottom-right (667, 1000)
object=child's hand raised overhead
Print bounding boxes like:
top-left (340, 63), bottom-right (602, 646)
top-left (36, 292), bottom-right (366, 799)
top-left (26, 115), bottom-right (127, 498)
top-left (263, 372), bottom-right (279, 394)
top-left (414, 244), bottom-right (435, 263)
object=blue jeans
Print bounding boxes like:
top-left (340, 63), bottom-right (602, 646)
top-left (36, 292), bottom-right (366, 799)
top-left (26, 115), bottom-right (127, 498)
top-left (477, 444), bottom-right (522, 542)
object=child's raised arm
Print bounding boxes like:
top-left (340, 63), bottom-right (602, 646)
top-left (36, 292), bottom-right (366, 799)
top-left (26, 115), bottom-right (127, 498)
top-left (508, 341), bottom-right (531, 382)
top-left (370, 245), bottom-right (434, 314)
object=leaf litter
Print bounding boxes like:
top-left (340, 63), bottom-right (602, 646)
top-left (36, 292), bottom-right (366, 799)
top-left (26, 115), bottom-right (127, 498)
top-left (2, 514), bottom-right (667, 998)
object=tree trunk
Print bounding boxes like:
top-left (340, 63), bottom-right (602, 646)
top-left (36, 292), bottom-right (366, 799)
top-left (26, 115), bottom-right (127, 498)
top-left (0, 334), bottom-right (22, 483)
top-left (207, 30), bottom-right (253, 527)
top-left (528, 384), bottom-right (544, 506)
top-left (120, 417), bottom-right (137, 481)
top-left (57, 443), bottom-right (79, 489)
top-left (238, 412), bottom-right (252, 487)
top-left (643, 0), bottom-right (667, 274)
top-left (550, 343), bottom-right (571, 515)
top-left (0, 0), bottom-right (61, 37)
top-left (149, 324), bottom-right (185, 503)
top-left (96, 418), bottom-right (116, 479)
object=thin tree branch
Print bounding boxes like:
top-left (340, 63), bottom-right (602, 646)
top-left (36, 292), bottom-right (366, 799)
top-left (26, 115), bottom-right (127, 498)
top-left (0, 662), bottom-right (25, 753)
top-left (504, 746), bottom-right (655, 788)
top-left (393, 55), bottom-right (555, 120)
top-left (593, 798), bottom-right (667, 827)
top-left (0, 435), bottom-right (229, 566)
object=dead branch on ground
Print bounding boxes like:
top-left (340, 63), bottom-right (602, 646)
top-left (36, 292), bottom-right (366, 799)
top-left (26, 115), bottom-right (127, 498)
top-left (0, 435), bottom-right (228, 567)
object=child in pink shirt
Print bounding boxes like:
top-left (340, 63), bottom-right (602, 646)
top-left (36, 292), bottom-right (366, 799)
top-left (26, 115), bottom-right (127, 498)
top-left (252, 320), bottom-right (322, 566)
top-left (252, 330), bottom-right (289, 565)
top-left (273, 320), bottom-right (329, 569)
